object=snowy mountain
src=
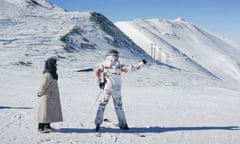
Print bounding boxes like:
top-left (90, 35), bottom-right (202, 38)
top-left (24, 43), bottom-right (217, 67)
top-left (0, 0), bottom-right (150, 70)
top-left (0, 0), bottom-right (240, 144)
top-left (1, 0), bottom-right (240, 84)
top-left (4, 0), bottom-right (54, 8)
top-left (115, 18), bottom-right (240, 83)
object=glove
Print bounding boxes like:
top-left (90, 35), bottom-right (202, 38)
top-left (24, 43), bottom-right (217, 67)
top-left (142, 59), bottom-right (147, 64)
top-left (99, 82), bottom-right (105, 89)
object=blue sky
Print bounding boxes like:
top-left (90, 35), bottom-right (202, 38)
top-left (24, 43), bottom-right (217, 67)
top-left (48, 0), bottom-right (239, 42)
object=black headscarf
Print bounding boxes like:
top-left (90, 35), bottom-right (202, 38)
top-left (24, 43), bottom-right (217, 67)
top-left (43, 57), bottom-right (58, 80)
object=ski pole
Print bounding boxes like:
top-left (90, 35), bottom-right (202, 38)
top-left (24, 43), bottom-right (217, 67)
top-left (80, 89), bottom-right (103, 126)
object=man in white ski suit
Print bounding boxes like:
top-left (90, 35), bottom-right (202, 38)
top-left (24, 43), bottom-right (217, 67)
top-left (94, 49), bottom-right (147, 131)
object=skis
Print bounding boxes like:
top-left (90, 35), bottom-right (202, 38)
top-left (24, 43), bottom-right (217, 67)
top-left (95, 132), bottom-right (102, 137)
top-left (103, 118), bottom-right (146, 137)
top-left (103, 118), bottom-right (119, 127)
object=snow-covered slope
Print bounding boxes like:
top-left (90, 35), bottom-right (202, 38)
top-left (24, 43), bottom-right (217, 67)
top-left (0, 0), bottom-right (150, 71)
top-left (115, 18), bottom-right (240, 83)
top-left (0, 0), bottom-right (240, 144)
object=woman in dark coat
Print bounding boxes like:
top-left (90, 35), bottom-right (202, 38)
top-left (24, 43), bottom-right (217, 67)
top-left (37, 57), bottom-right (63, 133)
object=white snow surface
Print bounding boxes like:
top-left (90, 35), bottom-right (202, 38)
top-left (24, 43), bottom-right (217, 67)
top-left (0, 0), bottom-right (240, 144)
top-left (115, 18), bottom-right (240, 83)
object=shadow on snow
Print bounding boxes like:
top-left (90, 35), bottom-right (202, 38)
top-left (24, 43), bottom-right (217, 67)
top-left (0, 105), bottom-right (32, 110)
top-left (58, 126), bottom-right (239, 134)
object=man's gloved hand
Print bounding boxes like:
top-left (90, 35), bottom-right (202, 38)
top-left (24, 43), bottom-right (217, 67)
top-left (142, 59), bottom-right (147, 64)
top-left (99, 82), bottom-right (105, 89)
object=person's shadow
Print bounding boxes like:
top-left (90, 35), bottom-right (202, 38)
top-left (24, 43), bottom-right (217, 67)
top-left (0, 105), bottom-right (32, 110)
top-left (57, 125), bottom-right (239, 134)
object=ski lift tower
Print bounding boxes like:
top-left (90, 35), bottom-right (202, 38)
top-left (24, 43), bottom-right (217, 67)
top-left (150, 43), bottom-right (156, 59)
top-left (150, 43), bottom-right (167, 63)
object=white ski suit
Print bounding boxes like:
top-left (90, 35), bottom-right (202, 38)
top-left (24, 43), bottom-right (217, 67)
top-left (94, 55), bottom-right (145, 128)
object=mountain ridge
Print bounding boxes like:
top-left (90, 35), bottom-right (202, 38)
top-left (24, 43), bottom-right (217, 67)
top-left (115, 18), bottom-right (240, 82)
top-left (1, 0), bottom-right (240, 83)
